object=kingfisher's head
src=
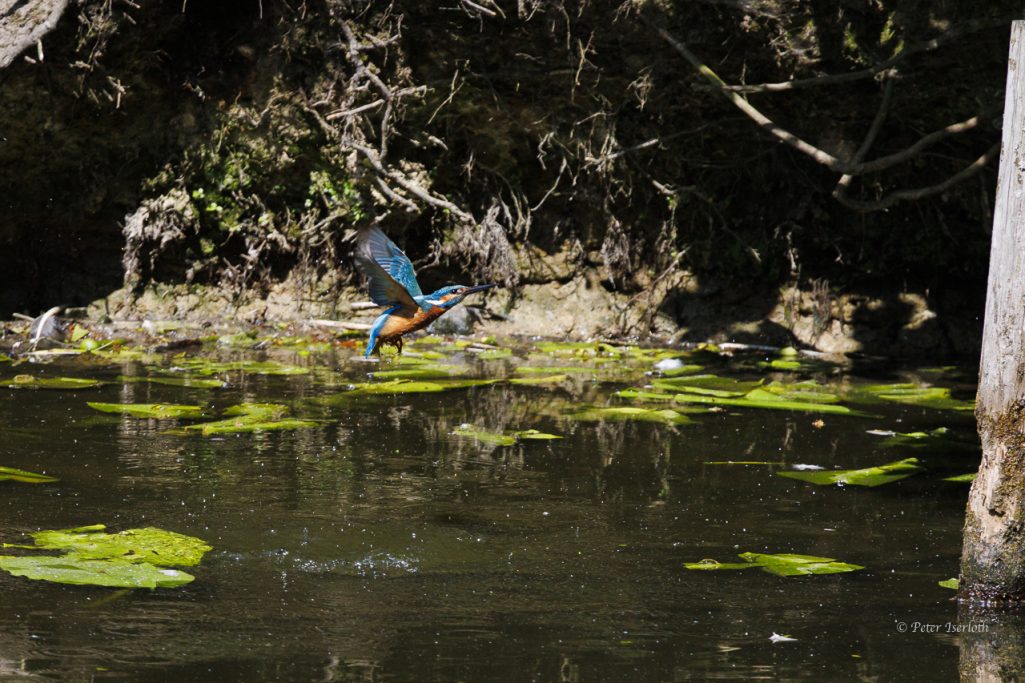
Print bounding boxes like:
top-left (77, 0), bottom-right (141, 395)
top-left (424, 283), bottom-right (496, 309)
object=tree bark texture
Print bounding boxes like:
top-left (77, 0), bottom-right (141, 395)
top-left (961, 20), bottom-right (1025, 603)
top-left (0, 0), bottom-right (67, 69)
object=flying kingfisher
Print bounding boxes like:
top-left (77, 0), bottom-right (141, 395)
top-left (354, 227), bottom-right (496, 358)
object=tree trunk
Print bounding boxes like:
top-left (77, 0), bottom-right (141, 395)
top-left (0, 0), bottom-right (68, 69)
top-left (960, 19), bottom-right (1025, 603)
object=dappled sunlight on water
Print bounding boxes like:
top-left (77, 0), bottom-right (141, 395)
top-left (0, 337), bottom-right (984, 680)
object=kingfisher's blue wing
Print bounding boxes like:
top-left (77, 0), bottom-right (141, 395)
top-left (355, 228), bottom-right (427, 310)
top-left (360, 228), bottom-right (424, 299)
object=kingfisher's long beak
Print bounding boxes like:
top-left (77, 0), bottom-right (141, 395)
top-left (466, 283), bottom-right (497, 294)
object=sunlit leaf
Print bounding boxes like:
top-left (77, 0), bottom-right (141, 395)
top-left (652, 374), bottom-right (763, 393)
top-left (0, 556), bottom-right (195, 589)
top-left (568, 406), bottom-right (694, 424)
top-left (943, 473), bottom-right (976, 482)
top-left (515, 429), bottom-right (562, 440)
top-left (508, 374), bottom-right (569, 386)
top-left (0, 466), bottom-right (58, 484)
top-left (27, 525), bottom-right (211, 566)
top-left (183, 403), bottom-right (319, 435)
top-left (2, 375), bottom-right (102, 390)
top-left (671, 389), bottom-right (861, 415)
top-left (369, 366), bottom-right (465, 380)
top-left (87, 402), bottom-right (206, 419)
top-left (474, 348), bottom-right (513, 360)
top-left (452, 425), bottom-right (517, 446)
top-left (685, 552), bottom-right (863, 576)
top-left (856, 383), bottom-right (974, 411)
top-left (0, 353), bottom-right (11, 363)
top-left (777, 457), bottom-right (922, 487)
top-left (0, 524), bottom-right (211, 589)
top-left (939, 578), bottom-right (959, 590)
top-left (119, 375), bottom-right (227, 389)
top-left (167, 359), bottom-right (309, 376)
top-left (514, 365), bottom-right (595, 375)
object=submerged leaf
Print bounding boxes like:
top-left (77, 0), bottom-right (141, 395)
top-left (0, 466), bottom-right (58, 484)
top-left (685, 552), bottom-right (863, 576)
top-left (87, 402), bottom-right (205, 419)
top-left (777, 457), bottom-right (922, 487)
top-left (2, 375), bottom-right (102, 390)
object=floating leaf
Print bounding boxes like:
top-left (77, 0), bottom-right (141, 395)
top-left (0, 524), bottom-right (211, 589)
top-left (568, 406), bottom-right (694, 424)
top-left (452, 425), bottom-right (517, 446)
top-left (856, 383), bottom-right (974, 411)
top-left (653, 374), bottom-right (763, 393)
top-left (777, 457), bottom-right (922, 487)
top-left (474, 348), bottom-right (514, 360)
top-left (27, 525), bottom-right (211, 566)
top-left (0, 556), bottom-right (195, 589)
top-left (183, 403), bottom-right (319, 436)
top-left (346, 379), bottom-right (446, 394)
top-left (2, 375), bottom-right (102, 390)
top-left (685, 552), bottom-right (863, 576)
top-left (515, 429), bottom-right (562, 440)
top-left (508, 374), bottom-right (569, 386)
top-left (939, 578), bottom-right (959, 590)
top-left (943, 473), bottom-right (976, 483)
top-left (119, 375), bottom-right (227, 389)
top-left (0, 353), bottom-right (11, 363)
top-left (0, 466), bottom-right (58, 484)
top-left (167, 359), bottom-right (309, 376)
top-left (87, 402), bottom-right (205, 420)
top-left (369, 365), bottom-right (465, 380)
top-left (514, 365), bottom-right (595, 375)
top-left (671, 388), bottom-right (861, 415)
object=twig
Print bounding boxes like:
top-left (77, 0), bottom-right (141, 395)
top-left (354, 143), bottom-right (474, 222)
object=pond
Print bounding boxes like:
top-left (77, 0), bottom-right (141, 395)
top-left (0, 335), bottom-right (985, 680)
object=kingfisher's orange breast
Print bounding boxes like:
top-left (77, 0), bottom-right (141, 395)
top-left (378, 305), bottom-right (446, 340)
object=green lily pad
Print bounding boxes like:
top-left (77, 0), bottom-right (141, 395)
top-left (0, 556), bottom-right (196, 589)
top-left (88, 402), bottom-right (205, 419)
top-left (27, 524), bottom-right (211, 566)
top-left (167, 359), bottom-right (309, 376)
top-left (856, 383), bottom-right (974, 411)
top-left (569, 406), bottom-right (694, 425)
top-left (2, 375), bottom-right (102, 390)
top-left (183, 403), bottom-right (319, 436)
top-left (672, 388), bottom-right (860, 415)
top-left (777, 457), bottom-right (922, 487)
top-left (0, 466), bottom-right (58, 484)
top-left (939, 578), bottom-right (959, 590)
top-left (452, 425), bottom-right (562, 446)
top-left (685, 552), bottom-right (863, 576)
top-left (514, 365), bottom-right (595, 375)
top-left (0, 524), bottom-right (211, 589)
top-left (508, 374), bottom-right (569, 386)
top-left (119, 375), bottom-right (227, 389)
top-left (943, 473), bottom-right (976, 482)
top-left (474, 348), bottom-right (514, 360)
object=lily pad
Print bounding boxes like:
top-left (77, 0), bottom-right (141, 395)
top-left (452, 425), bottom-right (562, 446)
top-left (0, 466), bottom-right (58, 484)
top-left (183, 403), bottom-right (319, 436)
top-left (507, 374), bottom-right (570, 386)
top-left (87, 402), bottom-right (206, 420)
top-left (672, 388), bottom-right (860, 415)
top-left (777, 457), bottom-right (922, 487)
top-left (856, 383), bottom-right (974, 411)
top-left (0, 556), bottom-right (196, 589)
top-left (939, 578), bottom-right (959, 590)
top-left (2, 375), bottom-right (102, 390)
top-left (119, 375), bottom-right (227, 389)
top-left (0, 524), bottom-right (211, 589)
top-left (685, 552), bottom-right (863, 576)
top-left (568, 406), bottom-right (694, 425)
top-left (167, 359), bottom-right (309, 376)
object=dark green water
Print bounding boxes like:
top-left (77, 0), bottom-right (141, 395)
top-left (0, 341), bottom-right (987, 681)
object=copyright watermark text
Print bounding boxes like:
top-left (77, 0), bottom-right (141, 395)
top-left (896, 621), bottom-right (989, 634)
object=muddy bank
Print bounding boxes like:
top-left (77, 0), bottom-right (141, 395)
top-left (68, 259), bottom-right (978, 359)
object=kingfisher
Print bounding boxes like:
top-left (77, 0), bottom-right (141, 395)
top-left (354, 227), bottom-right (496, 358)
